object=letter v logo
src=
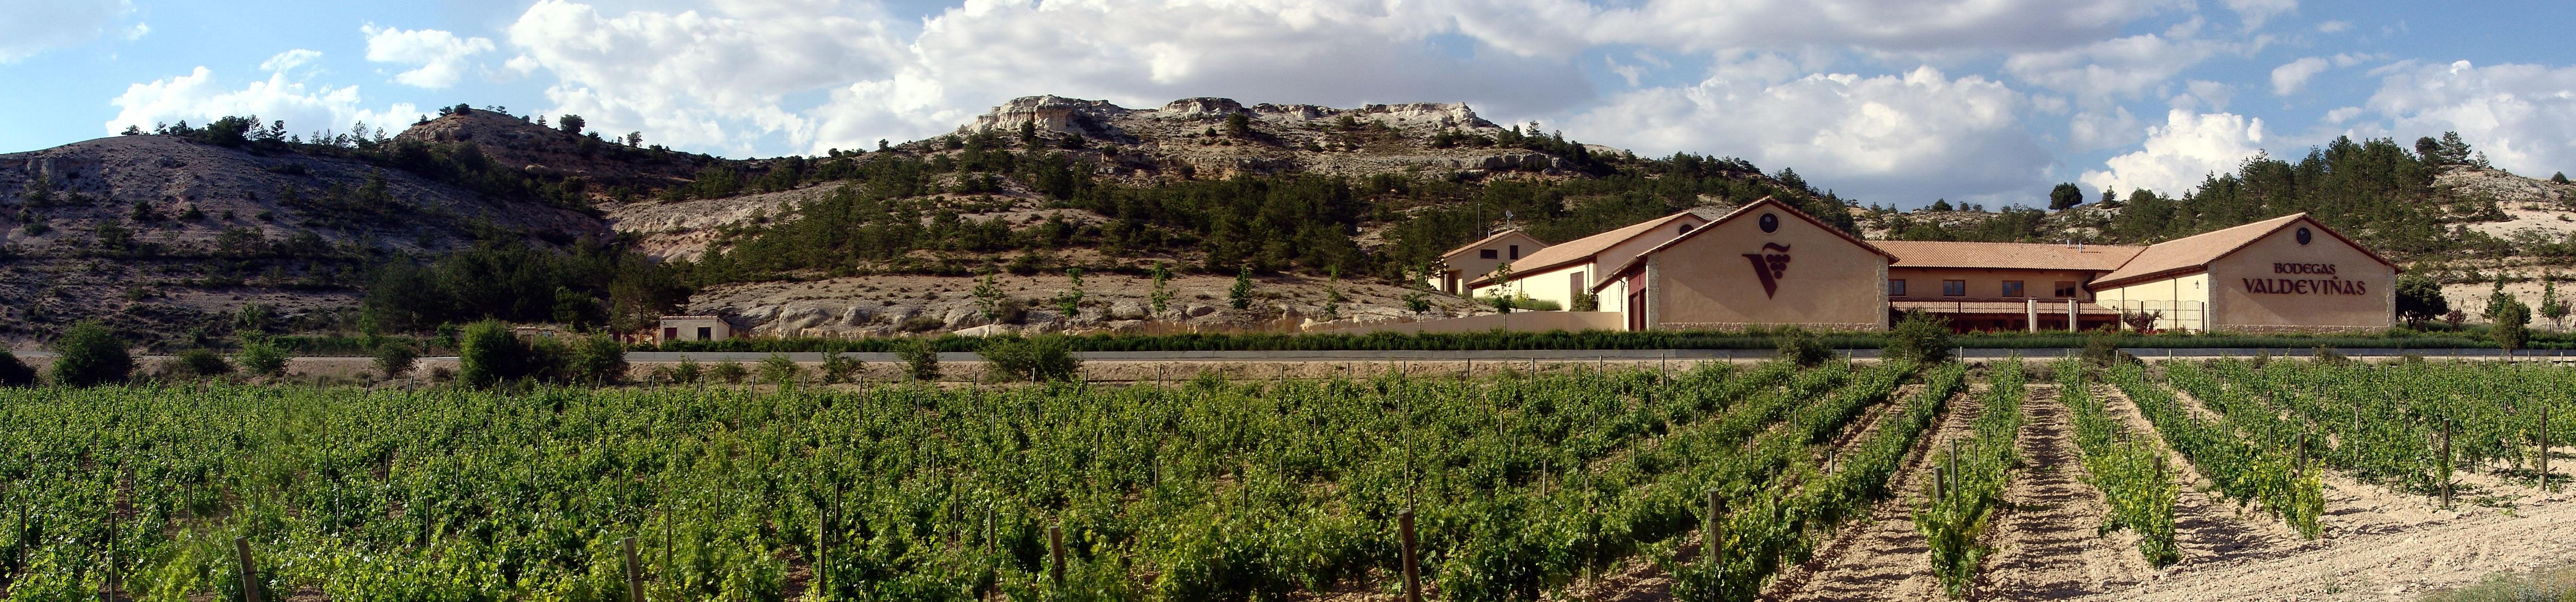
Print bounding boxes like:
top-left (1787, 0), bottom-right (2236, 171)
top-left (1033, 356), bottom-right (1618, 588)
top-left (1743, 243), bottom-right (1790, 298)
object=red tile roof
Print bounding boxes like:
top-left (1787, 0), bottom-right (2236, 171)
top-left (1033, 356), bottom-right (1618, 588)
top-left (1874, 240), bottom-right (2145, 271)
top-left (1592, 197), bottom-right (1894, 292)
top-left (2092, 213), bottom-right (2396, 288)
top-left (1466, 211), bottom-right (1702, 286)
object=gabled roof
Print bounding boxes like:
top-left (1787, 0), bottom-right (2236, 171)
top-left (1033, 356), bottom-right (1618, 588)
top-left (2091, 213), bottom-right (2397, 288)
top-left (1873, 240), bottom-right (2145, 271)
top-left (1593, 197), bottom-right (1893, 292)
top-left (1466, 211), bottom-right (1705, 286)
top-left (1440, 229), bottom-right (1546, 260)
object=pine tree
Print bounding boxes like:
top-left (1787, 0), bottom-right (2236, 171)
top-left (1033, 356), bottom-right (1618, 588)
top-left (2543, 276), bottom-right (2569, 331)
top-left (1229, 268), bottom-right (1255, 310)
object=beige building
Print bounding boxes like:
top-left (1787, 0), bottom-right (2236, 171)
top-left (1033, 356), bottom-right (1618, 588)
top-left (1429, 230), bottom-right (1547, 294)
top-left (1466, 211), bottom-right (1708, 312)
top-left (1580, 201), bottom-right (2395, 333)
top-left (1597, 198), bottom-right (1893, 330)
top-left (657, 315), bottom-right (734, 343)
top-left (2090, 213), bottom-right (2397, 332)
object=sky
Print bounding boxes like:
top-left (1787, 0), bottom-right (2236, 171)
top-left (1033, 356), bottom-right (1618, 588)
top-left (7, 0), bottom-right (2576, 209)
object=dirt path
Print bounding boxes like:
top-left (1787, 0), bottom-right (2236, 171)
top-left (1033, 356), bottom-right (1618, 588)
top-left (1769, 383), bottom-right (1981, 602)
top-left (1978, 383), bottom-right (2160, 600)
top-left (2068, 489), bottom-right (2576, 601)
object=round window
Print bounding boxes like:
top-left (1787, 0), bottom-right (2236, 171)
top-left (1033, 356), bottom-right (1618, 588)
top-left (1759, 213), bottom-right (1779, 233)
top-left (2296, 227), bottom-right (2312, 245)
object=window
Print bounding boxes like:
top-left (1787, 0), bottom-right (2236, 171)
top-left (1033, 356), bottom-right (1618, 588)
top-left (696, 327), bottom-right (712, 340)
top-left (1888, 279), bottom-right (1907, 297)
top-left (1509, 245), bottom-right (1521, 260)
top-left (1571, 271), bottom-right (1587, 293)
top-left (1677, 223), bottom-right (1695, 235)
top-left (1942, 280), bottom-right (1967, 297)
top-left (664, 327), bottom-right (679, 341)
top-left (2054, 281), bottom-right (2078, 298)
top-left (1480, 249), bottom-right (1498, 259)
top-left (2002, 280), bottom-right (2025, 297)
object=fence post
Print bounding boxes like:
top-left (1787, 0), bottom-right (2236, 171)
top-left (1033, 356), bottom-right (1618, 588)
top-left (1048, 525), bottom-right (1065, 585)
top-left (623, 537), bottom-right (643, 602)
top-left (235, 537), bottom-right (259, 602)
top-left (1704, 488), bottom-right (1724, 576)
top-left (2442, 418), bottom-right (2455, 509)
top-left (1400, 511), bottom-right (1423, 602)
top-left (2542, 403), bottom-right (2552, 492)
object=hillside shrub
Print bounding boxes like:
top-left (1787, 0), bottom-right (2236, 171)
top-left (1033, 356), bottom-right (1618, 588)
top-left (1884, 311), bottom-right (1954, 364)
top-left (896, 339), bottom-right (941, 381)
top-left (1775, 327), bottom-right (1833, 367)
top-left (757, 354), bottom-right (801, 385)
top-left (169, 349), bottom-right (234, 379)
top-left (236, 335), bottom-right (290, 377)
top-left (709, 361), bottom-right (748, 384)
top-left (560, 335), bottom-right (627, 385)
top-left (376, 342), bottom-right (418, 378)
top-left (50, 320), bottom-right (132, 386)
top-left (820, 350), bottom-right (859, 384)
top-left (458, 320), bottom-right (532, 387)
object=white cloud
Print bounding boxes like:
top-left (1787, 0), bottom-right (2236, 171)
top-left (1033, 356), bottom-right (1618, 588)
top-left (2316, 20), bottom-right (2349, 33)
top-left (2003, 30), bottom-right (2238, 102)
top-left (1563, 64), bottom-right (2047, 205)
top-left (0, 0), bottom-right (132, 62)
top-left (2081, 109), bottom-right (2265, 196)
top-left (2221, 0), bottom-right (2296, 30)
top-left (2070, 106), bottom-right (2144, 151)
top-left (361, 24), bottom-right (496, 89)
top-left (2270, 56), bottom-right (2330, 95)
top-left (2362, 60), bottom-right (2576, 176)
top-left (1584, 0), bottom-right (2183, 54)
top-left (261, 49), bottom-right (323, 74)
top-left (104, 60), bottom-right (420, 139)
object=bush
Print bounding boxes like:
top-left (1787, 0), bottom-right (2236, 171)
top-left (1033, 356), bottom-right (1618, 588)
top-left (979, 336), bottom-right (1082, 381)
top-left (0, 349), bottom-right (34, 386)
top-left (709, 361), bottom-right (748, 384)
top-left (2081, 333), bottom-right (2133, 367)
top-left (169, 349), bottom-right (234, 379)
top-left (236, 335), bottom-right (290, 378)
top-left (820, 350), bottom-right (860, 384)
top-left (1883, 311), bottom-right (1954, 364)
top-left (560, 335), bottom-right (627, 385)
top-left (1774, 327), bottom-right (1834, 367)
top-left (897, 338), bottom-right (942, 381)
top-left (457, 320), bottom-right (532, 387)
top-left (50, 320), bottom-right (132, 386)
top-left (673, 359), bottom-right (703, 383)
top-left (757, 354), bottom-right (801, 385)
top-left (375, 342), bottom-right (418, 378)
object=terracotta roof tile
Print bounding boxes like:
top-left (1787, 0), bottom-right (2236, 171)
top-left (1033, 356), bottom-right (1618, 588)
top-left (1873, 240), bottom-right (2145, 271)
top-left (2093, 214), bottom-right (2313, 286)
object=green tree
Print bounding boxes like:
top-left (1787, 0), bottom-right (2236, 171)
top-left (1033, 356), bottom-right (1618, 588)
top-left (2543, 277), bottom-right (2570, 331)
top-left (558, 114), bottom-right (585, 134)
top-left (2486, 280), bottom-right (2515, 320)
top-left (1930, 199), bottom-right (1954, 211)
top-left (49, 320), bottom-right (132, 386)
top-left (169, 349), bottom-right (233, 379)
top-left (978, 336), bottom-right (1081, 382)
top-left (1774, 327), bottom-right (1833, 367)
top-left (236, 303), bottom-right (273, 332)
top-left (1225, 112), bottom-right (1252, 137)
top-left (561, 335), bottom-right (627, 385)
top-left (896, 339), bottom-right (941, 381)
top-left (2048, 182), bottom-right (2085, 210)
top-left (1229, 268), bottom-right (1255, 310)
top-left (235, 333), bottom-right (290, 378)
top-left (1148, 262), bottom-right (1174, 316)
top-left (758, 353), bottom-right (802, 386)
top-left (375, 341), bottom-right (418, 379)
top-left (974, 270), bottom-right (1006, 323)
top-left (1056, 268), bottom-right (1086, 320)
top-left (457, 320), bottom-right (531, 387)
top-left (2396, 275), bottom-right (2450, 327)
top-left (2494, 298), bottom-right (2532, 354)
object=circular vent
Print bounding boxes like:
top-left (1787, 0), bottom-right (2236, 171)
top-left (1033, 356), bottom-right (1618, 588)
top-left (1759, 213), bottom-right (1779, 233)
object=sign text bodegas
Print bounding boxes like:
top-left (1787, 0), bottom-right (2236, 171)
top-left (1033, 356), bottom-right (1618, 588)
top-left (2244, 262), bottom-right (2367, 295)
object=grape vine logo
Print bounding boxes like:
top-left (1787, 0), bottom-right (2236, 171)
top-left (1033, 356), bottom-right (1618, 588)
top-left (1743, 243), bottom-right (1791, 297)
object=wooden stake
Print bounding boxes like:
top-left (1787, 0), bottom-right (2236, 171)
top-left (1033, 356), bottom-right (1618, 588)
top-left (623, 537), bottom-right (643, 602)
top-left (1400, 511), bottom-right (1423, 602)
top-left (2543, 403), bottom-right (2552, 492)
top-left (2442, 418), bottom-right (2455, 509)
top-left (1704, 488), bottom-right (1725, 576)
top-left (236, 537), bottom-right (259, 602)
top-left (1048, 525), bottom-right (1065, 585)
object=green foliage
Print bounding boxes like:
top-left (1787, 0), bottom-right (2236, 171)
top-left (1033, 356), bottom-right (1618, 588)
top-left (236, 342), bottom-right (292, 380)
top-left (1774, 327), bottom-right (1833, 367)
top-left (819, 350), bottom-right (860, 384)
top-left (1057, 268), bottom-right (1086, 319)
top-left (375, 341), bottom-right (419, 378)
top-left (974, 270), bottom-right (1006, 323)
top-left (2057, 359), bottom-right (2180, 566)
top-left (560, 334), bottom-right (628, 385)
top-left (1149, 262), bottom-right (1174, 316)
top-left (557, 114), bottom-right (585, 134)
top-left (1229, 268), bottom-right (1255, 310)
top-left (456, 320), bottom-right (528, 387)
top-left (896, 339), bottom-right (941, 381)
top-left (236, 303), bottom-right (273, 332)
top-left (2047, 182), bottom-right (2085, 210)
top-left (169, 348), bottom-right (234, 379)
top-left (709, 360), bottom-right (748, 384)
top-left (1915, 359), bottom-right (2025, 598)
top-left (2398, 275), bottom-right (2452, 326)
top-left (1883, 311), bottom-right (1954, 364)
top-left (1404, 291), bottom-right (1431, 313)
top-left (362, 237), bottom-right (686, 333)
top-left (2116, 362), bottom-right (2324, 539)
top-left (2494, 298), bottom-right (2532, 352)
top-left (49, 320), bottom-right (132, 386)
top-left (0, 349), bottom-right (35, 386)
top-left (758, 353), bottom-right (802, 386)
top-left (977, 336), bottom-right (1082, 382)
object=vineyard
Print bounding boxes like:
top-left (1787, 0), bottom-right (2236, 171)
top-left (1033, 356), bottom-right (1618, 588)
top-left (4, 356), bottom-right (2575, 600)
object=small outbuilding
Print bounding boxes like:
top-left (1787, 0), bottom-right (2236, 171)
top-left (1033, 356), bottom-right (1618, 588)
top-left (657, 315), bottom-right (733, 343)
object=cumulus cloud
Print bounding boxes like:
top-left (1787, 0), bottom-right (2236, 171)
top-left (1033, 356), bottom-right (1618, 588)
top-left (1563, 64), bottom-right (2047, 205)
top-left (2270, 56), bottom-right (2330, 95)
top-left (361, 24), bottom-right (496, 89)
top-left (104, 58), bottom-right (420, 138)
top-left (260, 49), bottom-right (324, 74)
top-left (2003, 29), bottom-right (2240, 102)
top-left (2221, 0), bottom-right (2296, 30)
top-left (2080, 109), bottom-right (2265, 196)
top-left (0, 0), bottom-right (133, 62)
top-left (2070, 106), bottom-right (2145, 151)
top-left (1583, 0), bottom-right (2181, 54)
top-left (2362, 60), bottom-right (2576, 176)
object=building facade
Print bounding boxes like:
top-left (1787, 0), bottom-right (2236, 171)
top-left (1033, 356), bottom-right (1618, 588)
top-left (1576, 199), bottom-right (2396, 333)
top-left (1466, 211), bottom-right (1708, 312)
top-left (1428, 230), bottom-right (1547, 295)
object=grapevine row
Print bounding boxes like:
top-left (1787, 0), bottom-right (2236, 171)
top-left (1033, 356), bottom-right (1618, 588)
top-left (2055, 358), bottom-right (2179, 566)
top-left (1915, 358), bottom-right (2027, 598)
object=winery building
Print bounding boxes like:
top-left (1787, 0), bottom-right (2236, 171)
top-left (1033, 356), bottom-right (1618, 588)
top-left (1462, 197), bottom-right (2398, 332)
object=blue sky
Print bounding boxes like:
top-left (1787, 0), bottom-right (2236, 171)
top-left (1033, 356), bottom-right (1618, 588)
top-left (7, 0), bottom-right (2576, 208)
